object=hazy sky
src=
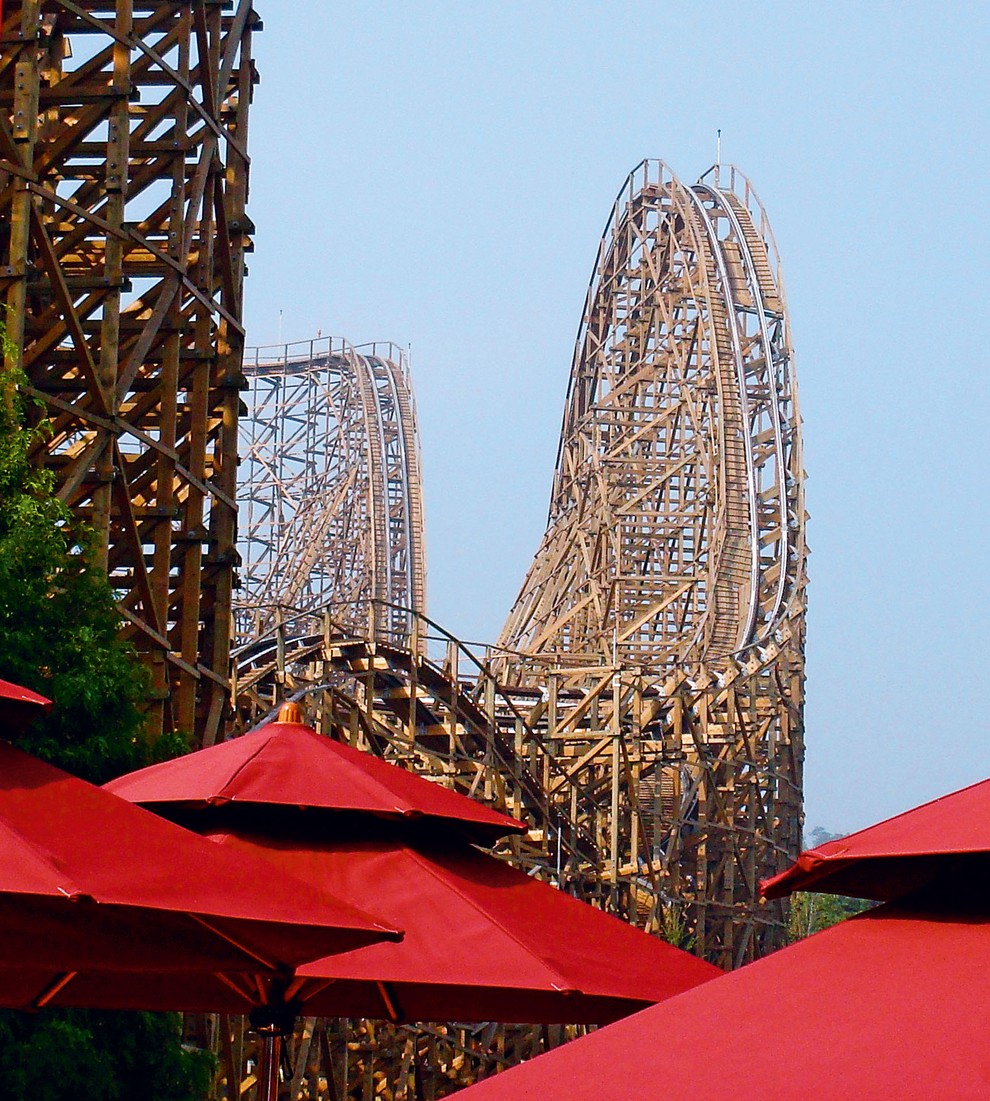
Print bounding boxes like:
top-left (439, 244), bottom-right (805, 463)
top-left (243, 1), bottom-right (989, 834)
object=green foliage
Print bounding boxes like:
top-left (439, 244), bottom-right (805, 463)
top-left (786, 830), bottom-right (874, 941)
top-left (657, 898), bottom-right (696, 952)
top-left (0, 348), bottom-right (211, 1098)
top-left (0, 359), bottom-right (152, 782)
top-left (787, 891), bottom-right (872, 941)
top-left (0, 1010), bottom-right (214, 1101)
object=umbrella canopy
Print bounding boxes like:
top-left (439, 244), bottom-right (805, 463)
top-left (108, 718), bottom-right (719, 1022)
top-left (0, 677), bottom-right (52, 730)
top-left (763, 775), bottom-right (990, 901)
top-left (438, 896), bottom-right (990, 1101)
top-left (0, 738), bottom-right (399, 1012)
top-left (107, 720), bottom-right (526, 846)
top-left (109, 827), bottom-right (719, 1022)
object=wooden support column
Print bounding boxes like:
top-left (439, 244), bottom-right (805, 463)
top-left (0, 1), bottom-right (259, 747)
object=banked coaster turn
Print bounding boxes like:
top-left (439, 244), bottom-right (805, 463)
top-left (236, 161), bottom-right (806, 979)
top-left (496, 159), bottom-right (807, 965)
top-left (237, 337), bottom-right (427, 647)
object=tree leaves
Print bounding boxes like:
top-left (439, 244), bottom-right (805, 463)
top-left (0, 366), bottom-right (153, 782)
top-left (0, 356), bottom-right (210, 1097)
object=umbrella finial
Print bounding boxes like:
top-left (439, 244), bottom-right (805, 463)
top-left (277, 701), bottom-right (303, 725)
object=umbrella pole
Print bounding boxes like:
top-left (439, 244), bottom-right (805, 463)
top-left (255, 1023), bottom-right (281, 1101)
top-left (250, 991), bottom-right (298, 1101)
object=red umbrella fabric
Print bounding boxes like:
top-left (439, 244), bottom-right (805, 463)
top-left (108, 718), bottom-right (719, 1022)
top-left (117, 828), bottom-right (718, 1022)
top-left (0, 677), bottom-right (52, 730)
top-left (763, 775), bottom-right (990, 901)
top-left (0, 738), bottom-right (399, 1011)
top-left (107, 720), bottom-right (526, 846)
top-left (439, 897), bottom-right (990, 1101)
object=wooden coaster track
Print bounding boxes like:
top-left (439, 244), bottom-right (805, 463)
top-left (0, 0), bottom-right (259, 747)
top-left (237, 337), bottom-right (427, 647)
top-left (233, 162), bottom-right (807, 970)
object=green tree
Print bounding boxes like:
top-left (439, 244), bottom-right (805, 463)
top-left (0, 351), bottom-right (212, 1098)
top-left (0, 360), bottom-right (155, 780)
top-left (0, 1011), bottom-right (213, 1101)
top-left (787, 891), bottom-right (872, 941)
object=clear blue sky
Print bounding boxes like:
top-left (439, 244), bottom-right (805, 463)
top-left (243, 1), bottom-right (989, 835)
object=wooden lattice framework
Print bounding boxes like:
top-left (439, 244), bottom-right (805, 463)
top-left (0, 0), bottom-right (258, 746)
top-left (494, 160), bottom-right (808, 965)
top-left (229, 163), bottom-right (806, 972)
top-left (498, 160), bottom-right (805, 670)
top-left (198, 1012), bottom-right (579, 1101)
top-left (237, 337), bottom-right (427, 646)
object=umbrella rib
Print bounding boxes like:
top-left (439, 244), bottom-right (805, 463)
top-left (213, 971), bottom-right (262, 1003)
top-left (376, 980), bottom-right (402, 1023)
top-left (0, 814), bottom-right (90, 900)
top-left (285, 975), bottom-right (337, 1003)
top-left (187, 913), bottom-right (279, 970)
top-left (405, 848), bottom-right (580, 991)
top-left (32, 970), bottom-right (78, 1008)
top-left (205, 733), bottom-right (416, 819)
top-left (212, 738), bottom-right (276, 803)
top-left (251, 971), bottom-right (272, 1003)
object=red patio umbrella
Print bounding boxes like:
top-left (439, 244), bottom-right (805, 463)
top-left (108, 717), bottom-right (717, 1016)
top-left (435, 896), bottom-right (990, 1101)
top-left (106, 715), bottom-right (526, 845)
top-left (0, 737), bottom-right (400, 1006)
top-left (763, 775), bottom-right (990, 901)
top-left (106, 826), bottom-right (719, 1025)
top-left (109, 714), bottom-right (720, 1092)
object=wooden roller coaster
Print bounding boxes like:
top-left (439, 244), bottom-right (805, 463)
top-left (237, 338), bottom-right (427, 646)
top-left (2, 5), bottom-right (807, 1097)
top-left (236, 161), bottom-right (808, 970)
top-left (223, 154), bottom-right (807, 1095)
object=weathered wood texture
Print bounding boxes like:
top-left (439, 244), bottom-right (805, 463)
top-left (198, 1014), bottom-right (581, 1101)
top-left (0, 0), bottom-right (258, 746)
